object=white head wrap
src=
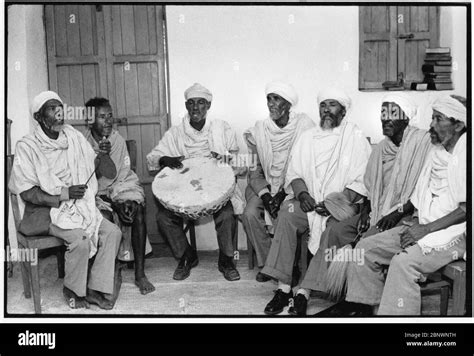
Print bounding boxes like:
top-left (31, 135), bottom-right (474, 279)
top-left (265, 81), bottom-right (298, 106)
top-left (432, 95), bottom-right (467, 125)
top-left (184, 83), bottom-right (213, 102)
top-left (317, 88), bottom-right (351, 110)
top-left (381, 93), bottom-right (417, 120)
top-left (30, 91), bottom-right (63, 116)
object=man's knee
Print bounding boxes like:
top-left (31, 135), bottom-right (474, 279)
top-left (388, 251), bottom-right (413, 273)
top-left (242, 202), bottom-right (260, 223)
top-left (68, 230), bottom-right (90, 253)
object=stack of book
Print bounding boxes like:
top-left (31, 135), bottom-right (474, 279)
top-left (422, 47), bottom-right (453, 90)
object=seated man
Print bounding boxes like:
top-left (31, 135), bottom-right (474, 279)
top-left (147, 83), bottom-right (243, 282)
top-left (262, 88), bottom-right (372, 315)
top-left (83, 97), bottom-right (155, 295)
top-left (242, 81), bottom-right (314, 282)
top-left (291, 93), bottom-right (432, 315)
top-left (9, 91), bottom-right (121, 310)
top-left (318, 95), bottom-right (467, 316)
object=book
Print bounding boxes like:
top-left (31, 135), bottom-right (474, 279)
top-left (424, 55), bottom-right (452, 61)
top-left (425, 78), bottom-right (453, 84)
top-left (425, 47), bottom-right (451, 54)
top-left (424, 60), bottom-right (452, 66)
top-left (424, 73), bottom-right (452, 79)
top-left (422, 64), bottom-right (452, 73)
top-left (427, 82), bottom-right (454, 90)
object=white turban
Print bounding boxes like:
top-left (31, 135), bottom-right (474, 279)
top-left (184, 83), bottom-right (213, 102)
top-left (30, 91), bottom-right (63, 116)
top-left (432, 95), bottom-right (467, 125)
top-left (265, 81), bottom-right (298, 106)
top-left (381, 93), bottom-right (417, 120)
top-left (317, 88), bottom-right (351, 110)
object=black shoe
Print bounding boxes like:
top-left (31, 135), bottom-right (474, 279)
top-left (218, 255), bottom-right (240, 281)
top-left (173, 249), bottom-right (198, 281)
top-left (264, 289), bottom-right (293, 315)
top-left (315, 301), bottom-right (373, 317)
top-left (288, 294), bottom-right (308, 316)
top-left (256, 272), bottom-right (272, 283)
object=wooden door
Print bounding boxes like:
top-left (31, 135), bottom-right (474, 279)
top-left (45, 5), bottom-right (169, 243)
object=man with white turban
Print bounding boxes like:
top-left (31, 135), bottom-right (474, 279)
top-left (318, 94), bottom-right (467, 316)
top-left (261, 88), bottom-right (372, 315)
top-left (9, 91), bottom-right (122, 310)
top-left (147, 83), bottom-right (243, 282)
top-left (242, 82), bottom-right (314, 282)
top-left (289, 93), bottom-right (432, 315)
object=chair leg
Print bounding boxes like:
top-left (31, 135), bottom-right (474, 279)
top-left (452, 273), bottom-right (466, 316)
top-left (188, 221), bottom-right (197, 250)
top-left (20, 261), bottom-right (32, 299)
top-left (247, 237), bottom-right (255, 270)
top-left (440, 285), bottom-right (449, 316)
top-left (233, 215), bottom-right (239, 265)
top-left (57, 246), bottom-right (66, 279)
top-left (30, 262), bottom-right (42, 314)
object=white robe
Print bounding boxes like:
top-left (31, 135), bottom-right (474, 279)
top-left (285, 120), bottom-right (372, 254)
top-left (9, 124), bottom-right (102, 257)
top-left (411, 133), bottom-right (466, 255)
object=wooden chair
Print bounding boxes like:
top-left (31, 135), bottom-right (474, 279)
top-left (7, 155), bottom-right (66, 314)
top-left (440, 261), bottom-right (466, 315)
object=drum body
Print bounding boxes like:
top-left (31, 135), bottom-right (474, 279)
top-left (152, 157), bottom-right (236, 219)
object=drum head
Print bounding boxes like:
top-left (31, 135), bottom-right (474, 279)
top-left (152, 156), bottom-right (236, 219)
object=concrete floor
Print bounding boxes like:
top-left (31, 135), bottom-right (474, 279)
top-left (6, 250), bottom-right (453, 316)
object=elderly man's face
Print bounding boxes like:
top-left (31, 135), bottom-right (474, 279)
top-left (267, 93), bottom-right (291, 121)
top-left (319, 99), bottom-right (345, 129)
top-left (429, 109), bottom-right (462, 146)
top-left (185, 97), bottom-right (211, 123)
top-left (37, 99), bottom-right (64, 132)
top-left (92, 105), bottom-right (114, 138)
top-left (381, 102), bottom-right (409, 138)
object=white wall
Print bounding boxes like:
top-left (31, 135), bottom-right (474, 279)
top-left (166, 5), bottom-right (467, 251)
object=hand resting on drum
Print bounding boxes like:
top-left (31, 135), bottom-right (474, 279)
top-left (159, 156), bottom-right (185, 169)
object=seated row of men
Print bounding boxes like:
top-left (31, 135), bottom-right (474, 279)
top-left (9, 82), bottom-right (466, 315)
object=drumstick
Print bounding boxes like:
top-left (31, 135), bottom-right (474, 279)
top-left (72, 156), bottom-right (101, 204)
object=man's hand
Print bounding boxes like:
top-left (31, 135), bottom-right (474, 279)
top-left (69, 185), bottom-right (88, 199)
top-left (268, 190), bottom-right (287, 218)
top-left (261, 193), bottom-right (275, 217)
top-left (98, 138), bottom-right (112, 155)
top-left (399, 221), bottom-right (430, 249)
top-left (357, 208), bottom-right (371, 233)
top-left (376, 210), bottom-right (403, 231)
top-left (159, 156), bottom-right (184, 169)
top-left (314, 201), bottom-right (330, 216)
top-left (298, 192), bottom-right (317, 213)
top-left (211, 151), bottom-right (233, 164)
top-left (114, 201), bottom-right (139, 225)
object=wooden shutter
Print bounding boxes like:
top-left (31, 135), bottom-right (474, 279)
top-left (397, 6), bottom-right (440, 86)
top-left (359, 6), bottom-right (398, 90)
top-left (359, 6), bottom-right (440, 90)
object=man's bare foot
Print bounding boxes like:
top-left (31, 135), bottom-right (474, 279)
top-left (135, 276), bottom-right (155, 295)
top-left (86, 289), bottom-right (114, 310)
top-left (63, 287), bottom-right (90, 309)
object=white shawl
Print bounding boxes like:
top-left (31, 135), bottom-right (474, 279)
top-left (285, 120), bottom-right (372, 254)
top-left (411, 134), bottom-right (466, 254)
top-left (9, 124), bottom-right (102, 257)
